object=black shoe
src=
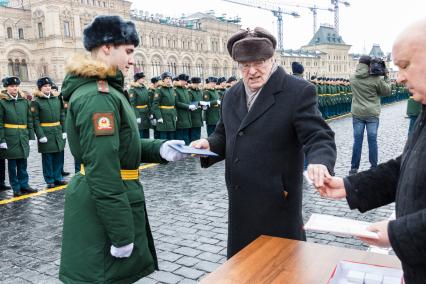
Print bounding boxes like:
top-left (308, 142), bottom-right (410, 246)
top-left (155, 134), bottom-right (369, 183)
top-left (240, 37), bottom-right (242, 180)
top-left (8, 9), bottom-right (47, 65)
top-left (348, 169), bottom-right (358, 175)
top-left (21, 187), bottom-right (37, 194)
top-left (47, 183), bottom-right (56, 188)
top-left (0, 184), bottom-right (11, 191)
top-left (54, 180), bottom-right (68, 186)
top-left (61, 171), bottom-right (70, 177)
top-left (13, 191), bottom-right (24, 197)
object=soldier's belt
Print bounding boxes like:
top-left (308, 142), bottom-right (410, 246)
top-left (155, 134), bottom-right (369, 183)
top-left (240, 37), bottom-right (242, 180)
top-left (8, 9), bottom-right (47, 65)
top-left (159, 106), bottom-right (175, 109)
top-left (40, 121), bottom-right (60, 127)
top-left (80, 165), bottom-right (139, 180)
top-left (136, 105), bottom-right (148, 109)
top-left (4, 124), bottom-right (27, 129)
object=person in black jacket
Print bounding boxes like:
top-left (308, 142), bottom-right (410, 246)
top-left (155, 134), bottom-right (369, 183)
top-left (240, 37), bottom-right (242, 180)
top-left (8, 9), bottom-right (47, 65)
top-left (191, 27), bottom-right (336, 258)
top-left (320, 19), bottom-right (426, 284)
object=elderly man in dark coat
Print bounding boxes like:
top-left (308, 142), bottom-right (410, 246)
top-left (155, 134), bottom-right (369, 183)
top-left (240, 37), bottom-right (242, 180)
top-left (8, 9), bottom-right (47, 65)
top-left (321, 19), bottom-right (426, 284)
top-left (191, 27), bottom-right (336, 258)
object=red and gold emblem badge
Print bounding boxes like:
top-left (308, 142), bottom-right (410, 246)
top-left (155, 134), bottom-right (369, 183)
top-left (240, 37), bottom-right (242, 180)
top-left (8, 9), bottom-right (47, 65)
top-left (93, 112), bottom-right (115, 136)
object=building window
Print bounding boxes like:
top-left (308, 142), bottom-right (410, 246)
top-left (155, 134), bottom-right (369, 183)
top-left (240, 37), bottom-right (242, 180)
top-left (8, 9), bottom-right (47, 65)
top-left (151, 58), bottom-right (161, 76)
top-left (103, 1), bottom-right (106, 7)
top-left (64, 21), bottom-right (71, 37)
top-left (213, 63), bottom-right (219, 76)
top-left (18, 28), bottom-right (24, 39)
top-left (134, 57), bottom-right (145, 73)
top-left (38, 22), bottom-right (44, 38)
top-left (167, 61), bottom-right (177, 75)
top-left (196, 62), bottom-right (204, 78)
top-left (7, 27), bottom-right (12, 38)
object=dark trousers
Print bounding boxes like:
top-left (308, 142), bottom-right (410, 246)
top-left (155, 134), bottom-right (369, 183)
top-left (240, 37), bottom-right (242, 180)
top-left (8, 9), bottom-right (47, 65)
top-left (207, 125), bottom-right (216, 136)
top-left (189, 127), bottom-right (201, 142)
top-left (42, 152), bottom-right (63, 184)
top-left (8, 159), bottom-right (29, 193)
top-left (350, 116), bottom-right (379, 170)
top-left (153, 129), bottom-right (160, 139)
top-left (175, 128), bottom-right (190, 145)
top-left (60, 150), bottom-right (65, 173)
top-left (0, 158), bottom-right (6, 186)
top-left (139, 129), bottom-right (150, 139)
top-left (74, 159), bottom-right (81, 174)
top-left (158, 131), bottom-right (175, 140)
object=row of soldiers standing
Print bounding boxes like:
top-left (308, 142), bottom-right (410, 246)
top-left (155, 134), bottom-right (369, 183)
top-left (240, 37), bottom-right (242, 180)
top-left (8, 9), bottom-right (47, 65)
top-left (0, 76), bottom-right (68, 197)
top-left (128, 71), bottom-right (238, 145)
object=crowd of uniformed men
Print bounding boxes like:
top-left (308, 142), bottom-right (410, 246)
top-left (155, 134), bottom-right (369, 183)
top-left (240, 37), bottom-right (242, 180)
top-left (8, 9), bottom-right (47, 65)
top-left (0, 70), bottom-right (409, 198)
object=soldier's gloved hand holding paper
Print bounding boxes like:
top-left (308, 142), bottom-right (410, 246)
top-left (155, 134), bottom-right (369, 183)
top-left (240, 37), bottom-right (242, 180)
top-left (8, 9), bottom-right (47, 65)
top-left (160, 140), bottom-right (187, 161)
top-left (136, 118), bottom-right (141, 124)
top-left (62, 133), bottom-right (67, 140)
top-left (110, 243), bottom-right (134, 258)
top-left (39, 137), bottom-right (48, 143)
top-left (0, 143), bottom-right (7, 149)
top-left (157, 118), bottom-right (164, 124)
top-left (189, 104), bottom-right (197, 111)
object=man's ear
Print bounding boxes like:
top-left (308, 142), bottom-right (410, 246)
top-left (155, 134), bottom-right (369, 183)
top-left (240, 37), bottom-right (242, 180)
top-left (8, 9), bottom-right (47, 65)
top-left (100, 44), bottom-right (113, 55)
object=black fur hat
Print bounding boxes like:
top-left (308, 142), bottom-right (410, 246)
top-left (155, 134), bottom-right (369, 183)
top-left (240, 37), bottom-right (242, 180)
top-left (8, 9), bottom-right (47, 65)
top-left (359, 55), bottom-right (372, 66)
top-left (291, 62), bottom-right (304, 75)
top-left (2, 76), bottom-right (21, 87)
top-left (191, 77), bottom-right (201, 84)
top-left (161, 72), bottom-right (173, 80)
top-left (178, 73), bottom-right (188, 81)
top-left (36, 76), bottom-right (54, 90)
top-left (151, 76), bottom-right (160, 84)
top-left (206, 77), bottom-right (218, 84)
top-left (83, 15), bottom-right (140, 51)
top-left (226, 76), bottom-right (237, 83)
top-left (134, 72), bottom-right (145, 81)
top-left (217, 77), bottom-right (226, 84)
top-left (227, 27), bottom-right (276, 62)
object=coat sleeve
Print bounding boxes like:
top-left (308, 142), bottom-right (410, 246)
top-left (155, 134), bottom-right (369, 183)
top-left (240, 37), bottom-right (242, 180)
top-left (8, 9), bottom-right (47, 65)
top-left (345, 156), bottom-right (401, 212)
top-left (377, 77), bottom-right (392, 97)
top-left (59, 98), bottom-right (66, 133)
top-left (27, 100), bottom-right (35, 140)
top-left (175, 90), bottom-right (190, 110)
top-left (293, 83), bottom-right (336, 173)
top-left (0, 103), bottom-right (5, 144)
top-left (31, 100), bottom-right (45, 139)
top-left (201, 105), bottom-right (226, 168)
top-left (140, 138), bottom-right (167, 164)
top-left (388, 209), bottom-right (426, 268)
top-left (151, 89), bottom-right (162, 120)
top-left (75, 92), bottom-right (134, 247)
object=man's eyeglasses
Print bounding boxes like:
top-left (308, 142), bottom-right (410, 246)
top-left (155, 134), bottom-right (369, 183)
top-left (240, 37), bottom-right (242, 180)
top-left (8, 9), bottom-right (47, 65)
top-left (238, 60), bottom-right (267, 71)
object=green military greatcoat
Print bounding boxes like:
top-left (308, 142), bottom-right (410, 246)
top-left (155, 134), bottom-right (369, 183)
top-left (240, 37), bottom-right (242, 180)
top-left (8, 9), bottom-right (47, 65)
top-left (0, 91), bottom-right (34, 159)
top-left (59, 55), bottom-right (166, 284)
top-left (32, 91), bottom-right (66, 153)
top-left (174, 85), bottom-right (192, 129)
top-left (188, 86), bottom-right (203, 128)
top-left (151, 83), bottom-right (176, 132)
top-left (203, 87), bottom-right (220, 126)
top-left (129, 82), bottom-right (151, 130)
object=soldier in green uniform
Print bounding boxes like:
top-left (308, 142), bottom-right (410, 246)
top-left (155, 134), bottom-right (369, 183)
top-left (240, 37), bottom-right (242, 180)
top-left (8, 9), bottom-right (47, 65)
top-left (129, 72), bottom-right (151, 138)
top-left (32, 77), bottom-right (67, 188)
top-left (151, 72), bottom-right (177, 140)
top-left (216, 77), bottom-right (227, 100)
top-left (59, 15), bottom-right (187, 284)
top-left (201, 77), bottom-right (221, 136)
top-left (188, 77), bottom-right (203, 142)
top-left (0, 76), bottom-right (37, 197)
top-left (149, 76), bottom-right (161, 139)
top-left (175, 74), bottom-right (196, 145)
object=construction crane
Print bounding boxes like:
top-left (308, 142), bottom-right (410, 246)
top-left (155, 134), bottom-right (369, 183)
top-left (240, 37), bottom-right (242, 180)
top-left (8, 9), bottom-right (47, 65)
top-left (330, 0), bottom-right (350, 34)
top-left (275, 1), bottom-right (334, 36)
top-left (222, 0), bottom-right (300, 51)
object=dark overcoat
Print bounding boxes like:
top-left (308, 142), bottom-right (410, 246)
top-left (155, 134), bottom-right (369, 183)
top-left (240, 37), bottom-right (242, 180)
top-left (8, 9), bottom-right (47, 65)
top-left (202, 66), bottom-right (336, 258)
top-left (345, 105), bottom-right (426, 284)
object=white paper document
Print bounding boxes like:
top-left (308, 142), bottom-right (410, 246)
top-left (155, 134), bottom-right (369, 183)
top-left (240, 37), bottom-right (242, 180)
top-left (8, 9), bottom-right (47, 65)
top-left (304, 214), bottom-right (379, 239)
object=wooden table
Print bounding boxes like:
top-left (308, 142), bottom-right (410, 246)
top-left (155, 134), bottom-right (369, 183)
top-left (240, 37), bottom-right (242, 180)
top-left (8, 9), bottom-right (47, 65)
top-left (200, 235), bottom-right (401, 284)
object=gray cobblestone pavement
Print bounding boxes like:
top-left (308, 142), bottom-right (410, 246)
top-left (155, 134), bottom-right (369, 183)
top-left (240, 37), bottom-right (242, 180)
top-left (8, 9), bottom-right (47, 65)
top-left (0, 101), bottom-right (409, 283)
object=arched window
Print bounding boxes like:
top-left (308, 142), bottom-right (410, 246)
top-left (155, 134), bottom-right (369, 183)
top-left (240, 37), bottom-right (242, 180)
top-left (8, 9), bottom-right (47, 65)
top-left (212, 61), bottom-right (219, 76)
top-left (38, 22), bottom-right (44, 38)
top-left (151, 56), bottom-right (162, 76)
top-left (8, 59), bottom-right (14, 75)
top-left (195, 60), bottom-right (204, 78)
top-left (134, 55), bottom-right (145, 73)
top-left (167, 57), bottom-right (177, 75)
top-left (20, 59), bottom-right (29, 81)
top-left (14, 59), bottom-right (20, 76)
top-left (182, 58), bottom-right (191, 75)
top-left (7, 27), bottom-right (12, 38)
top-left (18, 28), bottom-right (24, 39)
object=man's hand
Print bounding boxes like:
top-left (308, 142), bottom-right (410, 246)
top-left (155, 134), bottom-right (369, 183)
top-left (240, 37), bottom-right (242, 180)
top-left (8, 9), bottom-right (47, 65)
top-left (39, 137), bottom-right (48, 143)
top-left (307, 164), bottom-right (331, 188)
top-left (62, 133), bottom-right (67, 140)
top-left (189, 104), bottom-right (197, 111)
top-left (157, 118), bottom-right (164, 124)
top-left (199, 101), bottom-right (210, 107)
top-left (160, 140), bottom-right (187, 161)
top-left (358, 220), bottom-right (391, 248)
top-left (0, 143), bottom-right (7, 149)
top-left (136, 118), bottom-right (141, 124)
top-left (190, 139), bottom-right (210, 150)
top-left (318, 176), bottom-right (347, 199)
top-left (110, 243), bottom-right (134, 258)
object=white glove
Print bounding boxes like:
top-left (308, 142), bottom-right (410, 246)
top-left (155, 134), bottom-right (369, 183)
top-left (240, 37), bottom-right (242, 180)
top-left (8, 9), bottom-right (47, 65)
top-left (62, 133), bottom-right (67, 140)
top-left (199, 101), bottom-right (210, 107)
top-left (39, 137), bottom-right (48, 143)
top-left (0, 143), bottom-right (7, 149)
top-left (189, 104), bottom-right (197, 111)
top-left (110, 243), bottom-right (134, 258)
top-left (157, 118), bottom-right (164, 124)
top-left (136, 118), bottom-right (141, 124)
top-left (160, 140), bottom-right (187, 162)
top-left (150, 118), bottom-right (157, 126)
top-left (217, 100), bottom-right (221, 105)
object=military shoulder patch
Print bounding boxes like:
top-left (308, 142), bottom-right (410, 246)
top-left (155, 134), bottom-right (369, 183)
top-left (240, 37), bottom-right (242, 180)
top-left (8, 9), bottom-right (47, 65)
top-left (93, 112), bottom-right (115, 136)
top-left (97, 80), bottom-right (109, 93)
